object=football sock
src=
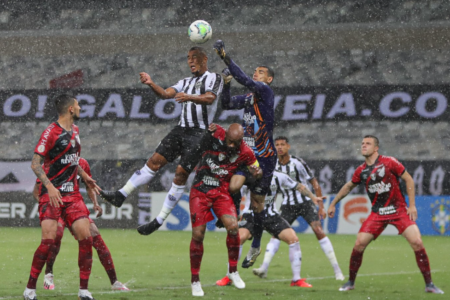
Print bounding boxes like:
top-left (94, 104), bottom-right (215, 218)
top-left (45, 225), bottom-right (64, 274)
top-left (190, 238), bottom-right (204, 283)
top-left (227, 233), bottom-right (240, 274)
top-left (93, 235), bottom-right (117, 285)
top-left (319, 236), bottom-right (342, 274)
top-left (251, 210), bottom-right (266, 248)
top-left (120, 164), bottom-right (155, 197)
top-left (289, 242), bottom-right (302, 281)
top-left (78, 237), bottom-right (93, 290)
top-left (27, 239), bottom-right (54, 289)
top-left (414, 248), bottom-right (432, 284)
top-left (349, 248), bottom-right (364, 282)
top-left (225, 245), bottom-right (243, 275)
top-left (156, 183), bottom-right (185, 224)
top-left (261, 238), bottom-right (281, 271)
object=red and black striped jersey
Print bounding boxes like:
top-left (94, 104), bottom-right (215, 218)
top-left (352, 155), bottom-right (406, 215)
top-left (34, 122), bottom-right (81, 197)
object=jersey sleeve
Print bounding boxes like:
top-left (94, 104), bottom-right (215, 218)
top-left (79, 158), bottom-right (92, 177)
top-left (228, 59), bottom-right (271, 95)
top-left (388, 156), bottom-right (406, 177)
top-left (34, 125), bottom-right (56, 157)
top-left (243, 147), bottom-right (258, 167)
top-left (278, 172), bottom-right (298, 190)
top-left (205, 73), bottom-right (224, 96)
top-left (351, 166), bottom-right (363, 184)
top-left (170, 79), bottom-right (186, 93)
top-left (296, 161), bottom-right (313, 181)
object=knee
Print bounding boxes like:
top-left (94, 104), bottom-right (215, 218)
top-left (192, 231), bottom-right (205, 242)
top-left (354, 239), bottom-right (368, 252)
top-left (226, 223), bottom-right (239, 236)
top-left (229, 184), bottom-right (240, 194)
top-left (410, 237), bottom-right (424, 251)
top-left (148, 156), bottom-right (164, 171)
top-left (173, 168), bottom-right (189, 185)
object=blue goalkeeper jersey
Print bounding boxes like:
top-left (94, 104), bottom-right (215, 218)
top-left (221, 59), bottom-right (276, 159)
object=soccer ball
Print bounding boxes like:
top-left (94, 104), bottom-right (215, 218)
top-left (188, 20), bottom-right (212, 44)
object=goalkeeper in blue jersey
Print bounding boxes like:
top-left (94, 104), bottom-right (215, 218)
top-left (214, 40), bottom-right (277, 268)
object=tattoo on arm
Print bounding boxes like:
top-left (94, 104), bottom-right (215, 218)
top-left (31, 154), bottom-right (51, 187)
top-left (298, 184), bottom-right (315, 199)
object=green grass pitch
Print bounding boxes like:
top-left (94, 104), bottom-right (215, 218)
top-left (1, 227), bottom-right (448, 299)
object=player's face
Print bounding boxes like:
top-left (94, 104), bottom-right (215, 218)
top-left (70, 99), bottom-right (81, 121)
top-left (361, 138), bottom-right (378, 157)
top-left (275, 140), bottom-right (290, 156)
top-left (187, 50), bottom-right (207, 76)
top-left (253, 67), bottom-right (273, 84)
top-left (225, 136), bottom-right (242, 156)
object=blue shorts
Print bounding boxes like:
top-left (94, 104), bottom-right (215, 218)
top-left (236, 155), bottom-right (277, 196)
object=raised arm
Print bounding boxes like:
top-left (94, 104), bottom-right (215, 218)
top-left (140, 72), bottom-right (177, 99)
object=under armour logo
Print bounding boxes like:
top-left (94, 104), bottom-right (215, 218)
top-left (168, 195), bottom-right (176, 202)
top-left (135, 170), bottom-right (141, 175)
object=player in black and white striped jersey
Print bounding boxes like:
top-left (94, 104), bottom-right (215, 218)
top-left (101, 47), bottom-right (224, 235)
top-left (270, 136), bottom-right (345, 281)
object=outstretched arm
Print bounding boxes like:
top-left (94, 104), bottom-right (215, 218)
top-left (327, 181), bottom-right (358, 218)
top-left (140, 72), bottom-right (177, 99)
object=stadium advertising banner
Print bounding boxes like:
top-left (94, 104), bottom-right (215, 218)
top-left (0, 85), bottom-right (449, 123)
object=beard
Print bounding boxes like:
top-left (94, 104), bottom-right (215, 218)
top-left (72, 112), bottom-right (80, 121)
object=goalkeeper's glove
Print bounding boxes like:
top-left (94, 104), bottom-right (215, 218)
top-left (221, 68), bottom-right (233, 85)
top-left (213, 40), bottom-right (231, 65)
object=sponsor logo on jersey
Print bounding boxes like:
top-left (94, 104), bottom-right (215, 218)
top-left (368, 182), bottom-right (391, 194)
top-left (243, 137), bottom-right (255, 147)
top-left (202, 175), bottom-right (220, 187)
top-left (70, 139), bottom-right (76, 147)
top-left (218, 153), bottom-right (226, 161)
top-left (60, 182), bottom-right (74, 192)
top-left (243, 112), bottom-right (256, 125)
top-left (206, 158), bottom-right (228, 175)
top-left (37, 145), bottom-right (45, 153)
top-left (61, 154), bottom-right (79, 165)
top-left (195, 81), bottom-right (202, 90)
top-left (378, 205), bottom-right (396, 215)
top-left (61, 140), bottom-right (68, 146)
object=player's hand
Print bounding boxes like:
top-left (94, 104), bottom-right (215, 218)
top-left (84, 177), bottom-right (102, 195)
top-left (208, 123), bottom-right (218, 132)
top-left (407, 205), bottom-right (418, 221)
top-left (328, 204), bottom-right (336, 218)
top-left (248, 165), bottom-right (263, 179)
top-left (47, 185), bottom-right (63, 207)
top-left (213, 40), bottom-right (226, 59)
top-left (175, 92), bottom-right (191, 103)
top-left (94, 203), bottom-right (103, 218)
top-left (140, 72), bottom-right (153, 85)
top-left (318, 207), bottom-right (327, 220)
top-left (222, 68), bottom-right (233, 84)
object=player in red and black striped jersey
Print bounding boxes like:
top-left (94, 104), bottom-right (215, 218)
top-left (24, 94), bottom-right (101, 300)
top-left (33, 158), bottom-right (129, 292)
top-left (328, 135), bottom-right (443, 294)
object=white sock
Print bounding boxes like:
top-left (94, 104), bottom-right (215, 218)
top-left (260, 238), bottom-right (280, 271)
top-left (289, 242), bottom-right (302, 281)
top-left (120, 164), bottom-right (155, 196)
top-left (156, 182), bottom-right (185, 224)
top-left (319, 236), bottom-right (342, 274)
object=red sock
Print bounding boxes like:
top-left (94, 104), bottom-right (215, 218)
top-left (415, 248), bottom-right (432, 284)
top-left (227, 233), bottom-right (240, 274)
top-left (27, 239), bottom-right (54, 289)
top-left (190, 238), bottom-right (203, 283)
top-left (78, 237), bottom-right (93, 289)
top-left (349, 248), bottom-right (364, 282)
top-left (45, 225), bottom-right (64, 274)
top-left (93, 235), bottom-right (117, 285)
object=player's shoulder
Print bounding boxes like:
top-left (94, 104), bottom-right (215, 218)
top-left (291, 155), bottom-right (306, 165)
top-left (379, 155), bottom-right (403, 167)
top-left (355, 162), bottom-right (367, 173)
top-left (240, 141), bottom-right (255, 157)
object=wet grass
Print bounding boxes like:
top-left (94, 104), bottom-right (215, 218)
top-left (0, 227), bottom-right (449, 299)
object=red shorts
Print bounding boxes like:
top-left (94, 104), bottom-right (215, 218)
top-left (39, 193), bottom-right (90, 228)
top-left (359, 210), bottom-right (416, 239)
top-left (189, 187), bottom-right (237, 227)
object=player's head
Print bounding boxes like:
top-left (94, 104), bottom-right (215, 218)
top-left (54, 94), bottom-right (80, 120)
top-left (188, 46), bottom-right (208, 77)
top-left (253, 65), bottom-right (274, 85)
top-left (275, 136), bottom-right (290, 156)
top-left (361, 135), bottom-right (379, 157)
top-left (225, 123), bottom-right (244, 156)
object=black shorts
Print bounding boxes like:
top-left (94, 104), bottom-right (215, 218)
top-left (239, 212), bottom-right (291, 239)
top-left (280, 201), bottom-right (319, 225)
top-left (155, 126), bottom-right (206, 172)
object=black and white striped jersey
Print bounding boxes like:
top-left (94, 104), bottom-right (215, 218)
top-left (171, 71), bottom-right (223, 129)
top-left (276, 156), bottom-right (314, 205)
top-left (265, 170), bottom-right (299, 215)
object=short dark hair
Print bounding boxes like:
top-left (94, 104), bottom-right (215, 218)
top-left (54, 94), bottom-right (75, 115)
top-left (364, 135), bottom-right (379, 147)
top-left (275, 136), bottom-right (289, 143)
top-left (189, 46), bottom-right (207, 58)
top-left (259, 65), bottom-right (275, 80)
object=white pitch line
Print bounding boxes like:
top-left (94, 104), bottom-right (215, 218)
top-left (1, 269), bottom-right (444, 299)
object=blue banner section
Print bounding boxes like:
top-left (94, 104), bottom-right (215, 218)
top-left (414, 196), bottom-right (450, 236)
